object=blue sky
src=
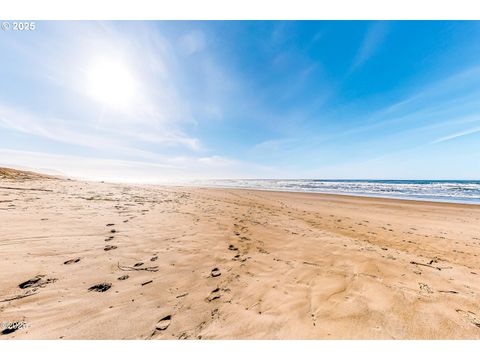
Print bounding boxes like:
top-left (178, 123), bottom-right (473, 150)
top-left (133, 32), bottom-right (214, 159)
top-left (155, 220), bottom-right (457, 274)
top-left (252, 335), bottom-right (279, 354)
top-left (1, 21), bottom-right (480, 181)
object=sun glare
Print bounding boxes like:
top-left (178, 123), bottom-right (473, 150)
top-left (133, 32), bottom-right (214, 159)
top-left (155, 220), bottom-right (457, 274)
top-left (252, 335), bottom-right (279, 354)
top-left (86, 57), bottom-right (137, 109)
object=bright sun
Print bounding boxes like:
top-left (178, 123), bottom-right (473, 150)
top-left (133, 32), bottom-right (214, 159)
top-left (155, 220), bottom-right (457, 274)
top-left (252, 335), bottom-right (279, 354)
top-left (86, 57), bottom-right (137, 109)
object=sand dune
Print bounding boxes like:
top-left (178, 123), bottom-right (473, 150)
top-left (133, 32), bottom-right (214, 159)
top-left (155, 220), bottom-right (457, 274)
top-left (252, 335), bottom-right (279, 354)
top-left (1, 170), bottom-right (480, 339)
top-left (0, 167), bottom-right (57, 181)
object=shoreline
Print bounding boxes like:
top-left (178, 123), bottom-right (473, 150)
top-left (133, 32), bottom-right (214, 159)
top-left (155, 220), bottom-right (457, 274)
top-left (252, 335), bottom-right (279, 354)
top-left (5, 165), bottom-right (478, 206)
top-left (169, 184), bottom-right (480, 208)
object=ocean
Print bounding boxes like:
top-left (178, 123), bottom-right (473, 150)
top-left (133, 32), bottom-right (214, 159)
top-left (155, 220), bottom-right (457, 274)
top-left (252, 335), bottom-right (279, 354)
top-left (192, 179), bottom-right (480, 204)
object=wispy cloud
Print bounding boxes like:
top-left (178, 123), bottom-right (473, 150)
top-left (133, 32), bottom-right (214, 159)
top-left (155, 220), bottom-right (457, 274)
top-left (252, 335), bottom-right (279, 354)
top-left (374, 65), bottom-right (480, 118)
top-left (335, 65), bottom-right (480, 140)
top-left (252, 138), bottom-right (297, 152)
top-left (350, 22), bottom-right (389, 71)
top-left (0, 148), bottom-right (272, 182)
top-left (0, 102), bottom-right (202, 156)
top-left (431, 125), bottom-right (480, 144)
top-left (179, 31), bottom-right (206, 56)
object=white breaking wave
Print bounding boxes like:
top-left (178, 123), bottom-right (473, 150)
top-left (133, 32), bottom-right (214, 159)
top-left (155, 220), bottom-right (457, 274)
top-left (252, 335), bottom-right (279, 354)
top-left (187, 179), bottom-right (480, 204)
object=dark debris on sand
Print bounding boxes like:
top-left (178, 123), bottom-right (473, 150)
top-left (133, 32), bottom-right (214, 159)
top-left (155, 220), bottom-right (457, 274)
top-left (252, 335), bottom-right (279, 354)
top-left (88, 283), bottom-right (112, 292)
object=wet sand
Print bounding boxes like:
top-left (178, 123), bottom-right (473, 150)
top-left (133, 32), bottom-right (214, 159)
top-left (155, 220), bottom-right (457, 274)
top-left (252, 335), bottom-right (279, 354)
top-left (1, 168), bottom-right (480, 339)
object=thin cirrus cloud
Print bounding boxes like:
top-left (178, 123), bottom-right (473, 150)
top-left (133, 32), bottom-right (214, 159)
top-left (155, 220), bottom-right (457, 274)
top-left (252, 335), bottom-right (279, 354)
top-left (251, 138), bottom-right (298, 152)
top-left (431, 126), bottom-right (480, 144)
top-left (330, 64), bottom-right (480, 143)
top-left (350, 21), bottom-right (389, 71)
top-left (179, 31), bottom-right (206, 56)
top-left (0, 102), bottom-right (201, 156)
top-left (0, 148), bottom-right (272, 182)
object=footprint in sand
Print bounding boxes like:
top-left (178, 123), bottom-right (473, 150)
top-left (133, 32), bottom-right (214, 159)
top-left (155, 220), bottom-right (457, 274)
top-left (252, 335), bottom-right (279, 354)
top-left (104, 245), bottom-right (117, 251)
top-left (150, 256), bottom-right (158, 262)
top-left (106, 223), bottom-right (115, 227)
top-left (178, 332), bottom-right (189, 339)
top-left (133, 262), bottom-right (144, 267)
top-left (211, 267), bottom-right (221, 277)
top-left (207, 287), bottom-right (222, 302)
top-left (118, 275), bottom-right (129, 280)
top-left (63, 258), bottom-right (80, 265)
top-left (211, 308), bottom-right (220, 319)
top-left (19, 275), bottom-right (57, 289)
top-left (105, 236), bottom-right (114, 242)
top-left (232, 254), bottom-right (243, 261)
top-left (88, 283), bottom-right (112, 292)
top-left (456, 309), bottom-right (480, 328)
top-left (156, 315), bottom-right (172, 331)
top-left (19, 275), bottom-right (44, 289)
top-left (228, 244), bottom-right (238, 251)
top-left (419, 282), bottom-right (433, 294)
top-left (1, 328), bottom-right (17, 335)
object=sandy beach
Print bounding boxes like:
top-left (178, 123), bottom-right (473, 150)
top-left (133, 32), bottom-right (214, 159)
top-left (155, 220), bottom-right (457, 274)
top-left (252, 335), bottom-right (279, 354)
top-left (1, 168), bottom-right (480, 339)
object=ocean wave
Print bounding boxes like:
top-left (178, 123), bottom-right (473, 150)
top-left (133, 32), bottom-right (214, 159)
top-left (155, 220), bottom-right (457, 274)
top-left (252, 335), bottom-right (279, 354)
top-left (191, 179), bottom-right (480, 204)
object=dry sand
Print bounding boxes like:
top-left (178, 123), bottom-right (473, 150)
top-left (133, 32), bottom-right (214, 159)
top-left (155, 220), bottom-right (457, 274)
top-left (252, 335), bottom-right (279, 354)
top-left (1, 167), bottom-right (480, 339)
